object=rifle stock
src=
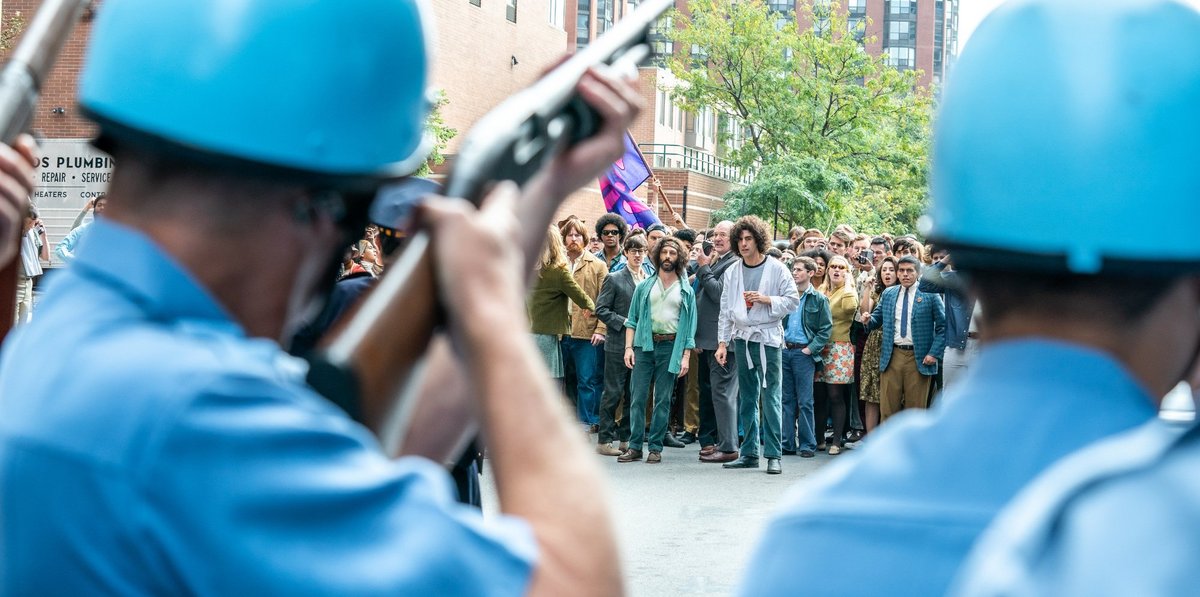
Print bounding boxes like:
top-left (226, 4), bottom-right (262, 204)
top-left (0, 0), bottom-right (91, 343)
top-left (317, 0), bottom-right (672, 456)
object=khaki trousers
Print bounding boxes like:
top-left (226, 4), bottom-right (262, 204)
top-left (684, 351), bottom-right (700, 434)
top-left (879, 347), bottom-right (933, 421)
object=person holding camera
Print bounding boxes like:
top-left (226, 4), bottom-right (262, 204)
top-left (15, 207), bottom-right (49, 325)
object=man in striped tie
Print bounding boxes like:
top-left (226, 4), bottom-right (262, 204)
top-left (861, 256), bottom-right (946, 420)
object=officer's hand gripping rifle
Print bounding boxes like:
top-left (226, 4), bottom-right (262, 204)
top-left (0, 0), bottom-right (91, 343)
top-left (309, 0), bottom-right (672, 456)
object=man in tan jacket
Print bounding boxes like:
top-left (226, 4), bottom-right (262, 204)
top-left (561, 217), bottom-right (609, 430)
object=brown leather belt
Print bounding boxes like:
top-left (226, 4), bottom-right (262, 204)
top-left (967, 331), bottom-right (980, 339)
top-left (785, 342), bottom-right (808, 350)
top-left (652, 334), bottom-right (676, 343)
top-left (893, 344), bottom-right (914, 351)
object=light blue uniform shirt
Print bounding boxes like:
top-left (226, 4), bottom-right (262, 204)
top-left (0, 220), bottom-right (537, 595)
top-left (54, 220), bottom-right (90, 263)
top-left (950, 418), bottom-right (1185, 596)
top-left (783, 286), bottom-right (814, 345)
top-left (739, 339), bottom-right (1158, 596)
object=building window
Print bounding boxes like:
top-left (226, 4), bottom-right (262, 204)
top-left (849, 0), bottom-right (866, 15)
top-left (506, 0), bottom-right (517, 22)
top-left (885, 46), bottom-right (916, 69)
top-left (649, 16), bottom-right (673, 67)
top-left (767, 0), bottom-right (792, 15)
top-left (596, 0), bottom-right (614, 35)
top-left (849, 17), bottom-right (866, 41)
top-left (548, 0), bottom-right (564, 28)
top-left (577, 1), bottom-right (592, 49)
top-left (888, 21), bottom-right (913, 42)
top-left (888, 0), bottom-right (915, 15)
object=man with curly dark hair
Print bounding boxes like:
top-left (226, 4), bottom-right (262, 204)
top-left (594, 213), bottom-right (629, 272)
top-left (715, 216), bottom-right (799, 474)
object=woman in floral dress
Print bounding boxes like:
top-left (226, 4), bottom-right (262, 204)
top-left (814, 255), bottom-right (858, 455)
top-left (858, 256), bottom-right (898, 435)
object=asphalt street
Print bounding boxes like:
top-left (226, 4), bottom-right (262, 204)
top-left (482, 436), bottom-right (843, 596)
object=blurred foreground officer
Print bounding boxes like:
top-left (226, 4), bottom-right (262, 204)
top-left (0, 1), bottom-right (639, 595)
top-left (740, 0), bottom-right (1200, 594)
top-left (944, 1), bottom-right (1200, 591)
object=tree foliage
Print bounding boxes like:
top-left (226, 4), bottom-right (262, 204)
top-left (1, 12), bottom-right (26, 54)
top-left (415, 90), bottom-right (457, 177)
top-left (669, 0), bottom-right (932, 235)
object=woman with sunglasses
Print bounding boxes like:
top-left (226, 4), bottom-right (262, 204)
top-left (813, 255), bottom-right (859, 455)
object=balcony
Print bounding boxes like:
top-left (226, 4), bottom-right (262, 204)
top-left (638, 143), bottom-right (757, 184)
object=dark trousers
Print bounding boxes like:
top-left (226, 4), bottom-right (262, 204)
top-left (700, 349), bottom-right (739, 452)
top-left (814, 381), bottom-right (850, 448)
top-left (697, 350), bottom-right (718, 446)
top-left (599, 349), bottom-right (633, 444)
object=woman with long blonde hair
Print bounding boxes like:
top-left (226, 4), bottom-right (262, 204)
top-left (529, 225), bottom-right (594, 386)
top-left (813, 254), bottom-right (859, 455)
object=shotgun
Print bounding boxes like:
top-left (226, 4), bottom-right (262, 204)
top-left (0, 0), bottom-right (91, 343)
top-left (307, 0), bottom-right (673, 458)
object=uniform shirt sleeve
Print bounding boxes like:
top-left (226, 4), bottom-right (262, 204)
top-left (140, 377), bottom-right (537, 596)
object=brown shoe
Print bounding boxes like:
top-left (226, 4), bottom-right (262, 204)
top-left (699, 444), bottom-right (717, 456)
top-left (646, 451), bottom-right (662, 464)
top-left (596, 443), bottom-right (622, 456)
top-left (617, 449), bottom-right (643, 463)
top-left (700, 450), bottom-right (738, 463)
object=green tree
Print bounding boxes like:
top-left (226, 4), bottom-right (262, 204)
top-left (415, 90), bottom-right (457, 177)
top-left (1, 12), bottom-right (27, 54)
top-left (669, 0), bottom-right (932, 235)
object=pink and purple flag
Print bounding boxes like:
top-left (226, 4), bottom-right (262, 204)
top-left (598, 133), bottom-right (660, 229)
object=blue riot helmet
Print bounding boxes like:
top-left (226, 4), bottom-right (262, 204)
top-left (927, 0), bottom-right (1200, 275)
top-left (78, 0), bottom-right (436, 191)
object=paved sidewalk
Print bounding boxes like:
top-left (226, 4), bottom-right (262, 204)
top-left (483, 436), bottom-right (846, 596)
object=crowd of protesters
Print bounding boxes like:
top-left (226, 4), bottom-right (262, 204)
top-left (534, 213), bottom-right (973, 474)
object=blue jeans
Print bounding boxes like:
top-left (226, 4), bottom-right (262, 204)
top-left (782, 348), bottom-right (818, 452)
top-left (561, 337), bottom-right (602, 425)
top-left (628, 341), bottom-right (678, 452)
top-left (734, 339), bottom-right (783, 459)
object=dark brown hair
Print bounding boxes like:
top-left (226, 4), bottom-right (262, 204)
top-left (731, 215), bottom-right (770, 256)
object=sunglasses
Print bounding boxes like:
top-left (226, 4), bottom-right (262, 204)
top-left (828, 265), bottom-right (849, 270)
top-left (601, 230), bottom-right (622, 236)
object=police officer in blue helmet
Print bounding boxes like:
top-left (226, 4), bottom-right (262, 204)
top-left (0, 1), bottom-right (641, 595)
top-left (740, 0), bottom-right (1200, 595)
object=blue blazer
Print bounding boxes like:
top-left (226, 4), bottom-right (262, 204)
top-left (867, 284), bottom-right (947, 376)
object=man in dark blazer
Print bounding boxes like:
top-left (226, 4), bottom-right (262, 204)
top-left (693, 220), bottom-right (741, 462)
top-left (594, 235), bottom-right (649, 456)
top-left (863, 256), bottom-right (946, 420)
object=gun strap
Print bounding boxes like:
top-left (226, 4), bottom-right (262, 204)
top-left (305, 352), bottom-right (364, 424)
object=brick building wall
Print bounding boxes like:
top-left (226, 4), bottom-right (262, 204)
top-left (915, 0), bottom-right (936, 87)
top-left (2, 0), bottom-right (97, 139)
top-left (429, 0), bottom-right (567, 155)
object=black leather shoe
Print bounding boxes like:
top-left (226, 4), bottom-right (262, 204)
top-left (723, 456), bottom-right (760, 469)
top-left (799, 450), bottom-right (815, 458)
top-left (663, 434), bottom-right (686, 448)
top-left (679, 431), bottom-right (698, 445)
top-left (766, 458), bottom-right (782, 474)
top-left (782, 449), bottom-right (797, 456)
